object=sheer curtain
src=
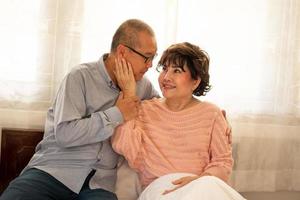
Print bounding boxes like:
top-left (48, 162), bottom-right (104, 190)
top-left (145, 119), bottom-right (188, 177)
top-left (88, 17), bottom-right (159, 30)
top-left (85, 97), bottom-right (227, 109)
top-left (0, 0), bottom-right (299, 192)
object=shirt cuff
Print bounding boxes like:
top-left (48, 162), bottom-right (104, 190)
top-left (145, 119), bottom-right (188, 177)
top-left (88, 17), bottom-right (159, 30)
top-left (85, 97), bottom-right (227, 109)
top-left (102, 106), bottom-right (124, 127)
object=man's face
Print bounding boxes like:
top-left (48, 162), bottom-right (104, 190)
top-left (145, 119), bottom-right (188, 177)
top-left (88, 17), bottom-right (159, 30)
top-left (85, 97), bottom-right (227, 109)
top-left (124, 32), bottom-right (157, 81)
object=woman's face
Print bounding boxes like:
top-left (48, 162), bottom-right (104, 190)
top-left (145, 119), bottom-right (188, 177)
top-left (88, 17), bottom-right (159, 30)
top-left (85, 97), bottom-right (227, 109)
top-left (158, 63), bottom-right (200, 100)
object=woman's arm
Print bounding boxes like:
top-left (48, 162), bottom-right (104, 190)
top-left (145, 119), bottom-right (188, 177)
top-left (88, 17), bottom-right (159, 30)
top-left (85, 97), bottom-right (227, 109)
top-left (112, 57), bottom-right (145, 169)
top-left (202, 110), bottom-right (233, 182)
top-left (112, 119), bottom-right (144, 169)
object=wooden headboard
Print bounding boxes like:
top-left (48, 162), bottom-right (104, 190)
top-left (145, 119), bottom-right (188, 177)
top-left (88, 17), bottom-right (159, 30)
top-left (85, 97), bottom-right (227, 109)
top-left (0, 128), bottom-right (43, 193)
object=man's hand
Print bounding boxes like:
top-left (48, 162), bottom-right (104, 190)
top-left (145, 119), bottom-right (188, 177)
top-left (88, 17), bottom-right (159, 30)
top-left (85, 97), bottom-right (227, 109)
top-left (114, 58), bottom-right (136, 98)
top-left (162, 175), bottom-right (199, 195)
top-left (116, 92), bottom-right (140, 121)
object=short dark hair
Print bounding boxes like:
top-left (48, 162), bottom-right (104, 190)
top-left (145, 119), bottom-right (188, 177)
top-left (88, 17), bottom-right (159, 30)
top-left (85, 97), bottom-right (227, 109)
top-left (158, 42), bottom-right (211, 96)
top-left (110, 19), bottom-right (155, 52)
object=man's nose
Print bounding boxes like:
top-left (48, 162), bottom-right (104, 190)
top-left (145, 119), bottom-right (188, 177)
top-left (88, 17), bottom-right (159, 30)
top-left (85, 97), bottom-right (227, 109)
top-left (145, 61), bottom-right (153, 69)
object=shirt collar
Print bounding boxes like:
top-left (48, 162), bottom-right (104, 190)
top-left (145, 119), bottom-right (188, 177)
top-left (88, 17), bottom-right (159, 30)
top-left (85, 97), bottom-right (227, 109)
top-left (98, 53), bottom-right (119, 90)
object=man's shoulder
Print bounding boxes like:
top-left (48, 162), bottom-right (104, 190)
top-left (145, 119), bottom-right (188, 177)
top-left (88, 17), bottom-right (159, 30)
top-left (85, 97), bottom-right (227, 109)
top-left (65, 60), bottom-right (101, 81)
top-left (70, 60), bottom-right (98, 73)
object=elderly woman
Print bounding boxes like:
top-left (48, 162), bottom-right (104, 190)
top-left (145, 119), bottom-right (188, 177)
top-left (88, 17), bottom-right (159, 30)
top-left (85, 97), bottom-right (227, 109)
top-left (112, 42), bottom-right (245, 200)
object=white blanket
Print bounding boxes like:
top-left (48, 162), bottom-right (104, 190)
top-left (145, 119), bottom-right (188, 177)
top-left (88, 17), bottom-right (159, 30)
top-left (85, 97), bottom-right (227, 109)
top-left (138, 173), bottom-right (246, 200)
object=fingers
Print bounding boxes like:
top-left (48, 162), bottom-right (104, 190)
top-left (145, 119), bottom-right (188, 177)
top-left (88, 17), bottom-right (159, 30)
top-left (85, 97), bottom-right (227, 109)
top-left (121, 95), bottom-right (140, 102)
top-left (162, 177), bottom-right (185, 195)
top-left (127, 61), bottom-right (134, 79)
top-left (114, 57), bottom-right (136, 97)
top-left (121, 58), bottom-right (129, 75)
top-left (162, 176), bottom-right (199, 195)
top-left (114, 58), bottom-right (131, 77)
top-left (114, 58), bottom-right (122, 80)
top-left (116, 94), bottom-right (140, 121)
top-left (221, 109), bottom-right (227, 118)
top-left (117, 93), bottom-right (140, 105)
top-left (172, 177), bottom-right (184, 185)
top-left (162, 185), bottom-right (181, 195)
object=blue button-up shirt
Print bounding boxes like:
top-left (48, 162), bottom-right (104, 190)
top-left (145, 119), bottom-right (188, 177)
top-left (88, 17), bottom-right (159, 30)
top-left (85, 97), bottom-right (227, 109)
top-left (23, 54), bottom-right (159, 193)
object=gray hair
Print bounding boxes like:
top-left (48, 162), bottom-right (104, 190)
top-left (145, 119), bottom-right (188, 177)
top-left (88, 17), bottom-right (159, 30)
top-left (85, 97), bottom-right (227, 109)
top-left (110, 19), bottom-right (155, 52)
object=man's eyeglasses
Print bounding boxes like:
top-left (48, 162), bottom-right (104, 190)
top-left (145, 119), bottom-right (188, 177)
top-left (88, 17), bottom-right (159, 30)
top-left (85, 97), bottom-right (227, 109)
top-left (123, 44), bottom-right (157, 63)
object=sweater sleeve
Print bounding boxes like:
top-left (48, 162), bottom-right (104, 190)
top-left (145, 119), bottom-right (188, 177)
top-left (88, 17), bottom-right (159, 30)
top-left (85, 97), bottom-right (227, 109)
top-left (111, 119), bottom-right (144, 169)
top-left (203, 110), bottom-right (233, 182)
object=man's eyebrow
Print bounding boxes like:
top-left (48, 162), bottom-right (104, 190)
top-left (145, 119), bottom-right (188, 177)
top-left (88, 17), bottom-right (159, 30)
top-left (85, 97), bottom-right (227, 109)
top-left (144, 52), bottom-right (156, 56)
top-left (143, 48), bottom-right (157, 55)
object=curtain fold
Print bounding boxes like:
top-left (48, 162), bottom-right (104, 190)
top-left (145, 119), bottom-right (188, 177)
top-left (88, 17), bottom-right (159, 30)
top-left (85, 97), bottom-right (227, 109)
top-left (0, 0), bottom-right (85, 128)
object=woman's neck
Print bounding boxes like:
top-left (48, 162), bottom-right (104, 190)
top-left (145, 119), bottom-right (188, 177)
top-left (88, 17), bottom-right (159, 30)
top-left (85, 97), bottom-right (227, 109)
top-left (163, 97), bottom-right (197, 111)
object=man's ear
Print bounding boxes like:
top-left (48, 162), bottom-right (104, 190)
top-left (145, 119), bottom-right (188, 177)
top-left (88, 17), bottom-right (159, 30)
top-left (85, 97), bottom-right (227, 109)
top-left (116, 44), bottom-right (126, 58)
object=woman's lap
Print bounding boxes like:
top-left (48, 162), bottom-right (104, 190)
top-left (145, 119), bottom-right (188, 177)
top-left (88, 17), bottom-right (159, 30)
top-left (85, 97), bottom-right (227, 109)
top-left (138, 173), bottom-right (246, 200)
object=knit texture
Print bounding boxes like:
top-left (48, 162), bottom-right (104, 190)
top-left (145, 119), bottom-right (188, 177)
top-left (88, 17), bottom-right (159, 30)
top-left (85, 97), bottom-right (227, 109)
top-left (112, 98), bottom-right (233, 187)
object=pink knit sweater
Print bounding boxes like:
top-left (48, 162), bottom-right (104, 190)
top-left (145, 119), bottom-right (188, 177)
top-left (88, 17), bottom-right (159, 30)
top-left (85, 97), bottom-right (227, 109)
top-left (112, 98), bottom-right (233, 187)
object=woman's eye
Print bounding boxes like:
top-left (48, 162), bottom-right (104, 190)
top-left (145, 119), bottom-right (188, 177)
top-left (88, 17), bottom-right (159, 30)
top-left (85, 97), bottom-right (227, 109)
top-left (174, 68), bottom-right (182, 73)
top-left (162, 66), bottom-right (168, 71)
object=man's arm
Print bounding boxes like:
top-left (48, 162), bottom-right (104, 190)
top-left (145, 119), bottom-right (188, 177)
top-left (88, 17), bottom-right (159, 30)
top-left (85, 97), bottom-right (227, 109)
top-left (52, 68), bottom-right (138, 148)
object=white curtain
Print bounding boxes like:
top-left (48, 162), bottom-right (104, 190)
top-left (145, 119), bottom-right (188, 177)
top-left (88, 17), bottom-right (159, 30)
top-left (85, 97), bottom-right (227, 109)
top-left (0, 0), bottom-right (299, 192)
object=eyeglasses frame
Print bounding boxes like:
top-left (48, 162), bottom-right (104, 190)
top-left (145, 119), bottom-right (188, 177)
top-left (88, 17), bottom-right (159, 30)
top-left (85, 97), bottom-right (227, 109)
top-left (123, 44), bottom-right (157, 63)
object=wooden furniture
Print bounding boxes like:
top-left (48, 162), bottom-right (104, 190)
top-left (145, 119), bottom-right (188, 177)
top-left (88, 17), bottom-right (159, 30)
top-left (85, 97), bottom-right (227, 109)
top-left (0, 128), bottom-right (43, 193)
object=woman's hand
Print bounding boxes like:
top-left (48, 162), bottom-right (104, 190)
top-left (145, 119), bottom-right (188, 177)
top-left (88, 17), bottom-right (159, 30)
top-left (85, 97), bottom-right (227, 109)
top-left (162, 175), bottom-right (200, 195)
top-left (114, 58), bottom-right (136, 98)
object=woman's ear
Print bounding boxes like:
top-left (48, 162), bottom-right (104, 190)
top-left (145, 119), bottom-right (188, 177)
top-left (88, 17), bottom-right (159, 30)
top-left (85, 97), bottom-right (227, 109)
top-left (193, 78), bottom-right (201, 91)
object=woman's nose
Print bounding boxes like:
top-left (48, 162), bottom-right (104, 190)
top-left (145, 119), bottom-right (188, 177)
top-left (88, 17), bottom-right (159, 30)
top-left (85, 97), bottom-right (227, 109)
top-left (162, 70), bottom-right (172, 80)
